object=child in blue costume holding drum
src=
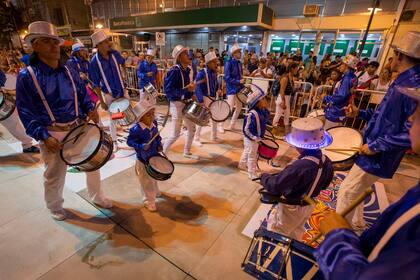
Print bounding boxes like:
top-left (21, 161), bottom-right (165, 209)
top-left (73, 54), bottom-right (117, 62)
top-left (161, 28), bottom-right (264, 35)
top-left (238, 86), bottom-right (271, 180)
top-left (127, 99), bottom-right (163, 212)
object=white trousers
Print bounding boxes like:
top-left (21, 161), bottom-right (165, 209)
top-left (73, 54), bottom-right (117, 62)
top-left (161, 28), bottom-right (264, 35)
top-left (336, 164), bottom-right (379, 229)
top-left (239, 137), bottom-right (258, 175)
top-left (163, 101), bottom-right (196, 154)
top-left (267, 203), bottom-right (315, 240)
top-left (0, 109), bottom-right (34, 149)
top-left (226, 95), bottom-right (243, 127)
top-left (273, 95), bottom-right (291, 126)
top-left (39, 131), bottom-right (104, 212)
top-left (324, 119), bottom-right (343, 130)
top-left (104, 94), bottom-right (117, 142)
top-left (195, 97), bottom-right (217, 141)
top-left (135, 160), bottom-right (159, 203)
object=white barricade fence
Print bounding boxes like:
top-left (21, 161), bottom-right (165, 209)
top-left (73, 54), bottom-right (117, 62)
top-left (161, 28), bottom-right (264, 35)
top-left (290, 81), bottom-right (314, 119)
top-left (310, 85), bottom-right (333, 111)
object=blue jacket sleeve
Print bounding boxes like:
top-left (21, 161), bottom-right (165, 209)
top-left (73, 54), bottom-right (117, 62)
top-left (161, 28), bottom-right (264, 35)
top-left (243, 113), bottom-right (260, 141)
top-left (359, 108), bottom-right (374, 122)
top-left (261, 162), bottom-right (301, 196)
top-left (314, 229), bottom-right (369, 280)
top-left (164, 68), bottom-right (189, 100)
top-left (194, 70), bottom-right (207, 103)
top-left (88, 59), bottom-right (101, 89)
top-left (368, 118), bottom-right (412, 152)
top-left (224, 61), bottom-right (241, 86)
top-left (324, 75), bottom-right (352, 105)
top-left (137, 62), bottom-right (147, 80)
top-left (15, 72), bottom-right (50, 141)
top-left (127, 125), bottom-right (146, 151)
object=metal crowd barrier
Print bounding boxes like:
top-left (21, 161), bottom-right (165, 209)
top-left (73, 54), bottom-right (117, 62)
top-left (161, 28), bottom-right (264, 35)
top-left (290, 81), bottom-right (314, 120)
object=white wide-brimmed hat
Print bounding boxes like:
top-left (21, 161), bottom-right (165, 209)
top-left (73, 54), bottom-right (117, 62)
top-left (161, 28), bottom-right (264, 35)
top-left (146, 49), bottom-right (155, 57)
top-left (286, 118), bottom-right (332, 149)
top-left (172, 44), bottom-right (189, 62)
top-left (391, 31), bottom-right (420, 59)
top-left (342, 54), bottom-right (359, 69)
top-left (24, 21), bottom-right (64, 46)
top-left (91, 29), bottom-right (110, 47)
top-left (133, 99), bottom-right (156, 121)
top-left (72, 42), bottom-right (86, 52)
top-left (205, 51), bottom-right (218, 63)
top-left (231, 43), bottom-right (241, 54)
top-left (397, 86), bottom-right (420, 101)
top-left (246, 84), bottom-right (266, 109)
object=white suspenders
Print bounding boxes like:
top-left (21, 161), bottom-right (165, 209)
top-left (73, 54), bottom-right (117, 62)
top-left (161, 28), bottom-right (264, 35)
top-left (27, 65), bottom-right (79, 124)
top-left (302, 155), bottom-right (326, 198)
top-left (95, 53), bottom-right (125, 95)
top-left (248, 110), bottom-right (261, 137)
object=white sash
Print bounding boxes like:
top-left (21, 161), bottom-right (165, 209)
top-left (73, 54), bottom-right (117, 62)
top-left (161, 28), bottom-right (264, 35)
top-left (175, 65), bottom-right (185, 88)
top-left (95, 52), bottom-right (125, 95)
top-left (301, 155), bottom-right (326, 198)
top-left (368, 203), bottom-right (420, 262)
top-left (27, 65), bottom-right (79, 124)
top-left (249, 109), bottom-right (261, 136)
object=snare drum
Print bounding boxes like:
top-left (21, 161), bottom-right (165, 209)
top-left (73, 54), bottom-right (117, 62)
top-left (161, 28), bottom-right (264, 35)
top-left (183, 101), bottom-right (211, 126)
top-left (61, 123), bottom-right (113, 172)
top-left (0, 91), bottom-right (16, 121)
top-left (258, 139), bottom-right (279, 160)
top-left (242, 228), bottom-right (324, 280)
top-left (236, 86), bottom-right (253, 105)
top-left (307, 109), bottom-right (325, 124)
top-left (322, 126), bottom-right (363, 171)
top-left (209, 99), bottom-right (230, 122)
top-left (145, 154), bottom-right (175, 181)
top-left (109, 98), bottom-right (136, 126)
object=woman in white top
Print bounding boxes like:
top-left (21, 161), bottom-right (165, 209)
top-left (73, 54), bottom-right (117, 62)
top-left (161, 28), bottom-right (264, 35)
top-left (250, 57), bottom-right (273, 93)
top-left (370, 67), bottom-right (392, 92)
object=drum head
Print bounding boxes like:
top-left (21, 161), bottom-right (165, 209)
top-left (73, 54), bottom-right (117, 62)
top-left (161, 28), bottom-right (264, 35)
top-left (323, 127), bottom-right (362, 162)
top-left (209, 100), bottom-right (230, 122)
top-left (261, 139), bottom-right (279, 149)
top-left (61, 124), bottom-right (101, 164)
top-left (149, 156), bottom-right (174, 175)
top-left (109, 98), bottom-right (130, 113)
top-left (308, 109), bottom-right (324, 118)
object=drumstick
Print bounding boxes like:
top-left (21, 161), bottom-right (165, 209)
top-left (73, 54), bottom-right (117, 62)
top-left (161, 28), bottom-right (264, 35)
top-left (145, 102), bottom-right (171, 146)
top-left (325, 148), bottom-right (361, 152)
top-left (309, 187), bottom-right (374, 245)
top-left (182, 79), bottom-right (207, 89)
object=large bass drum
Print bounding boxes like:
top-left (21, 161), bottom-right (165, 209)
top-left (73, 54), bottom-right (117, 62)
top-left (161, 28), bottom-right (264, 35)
top-left (183, 100), bottom-right (211, 126)
top-left (322, 126), bottom-right (363, 171)
top-left (61, 123), bottom-right (113, 172)
top-left (0, 91), bottom-right (16, 121)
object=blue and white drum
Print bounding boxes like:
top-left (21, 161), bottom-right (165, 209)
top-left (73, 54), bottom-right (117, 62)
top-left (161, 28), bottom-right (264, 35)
top-left (242, 228), bottom-right (324, 280)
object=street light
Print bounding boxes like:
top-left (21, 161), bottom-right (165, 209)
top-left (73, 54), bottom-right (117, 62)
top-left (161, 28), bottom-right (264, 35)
top-left (96, 23), bottom-right (103, 29)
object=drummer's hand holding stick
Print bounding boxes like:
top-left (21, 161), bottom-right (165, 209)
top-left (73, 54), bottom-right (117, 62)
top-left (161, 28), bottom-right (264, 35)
top-left (94, 87), bottom-right (108, 111)
top-left (345, 102), bottom-right (359, 118)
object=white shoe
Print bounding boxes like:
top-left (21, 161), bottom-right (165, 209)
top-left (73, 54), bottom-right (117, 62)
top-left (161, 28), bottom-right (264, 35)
top-left (194, 140), bottom-right (203, 147)
top-left (238, 163), bottom-right (247, 171)
top-left (183, 152), bottom-right (200, 160)
top-left (51, 209), bottom-right (67, 221)
top-left (144, 201), bottom-right (157, 212)
top-left (93, 197), bottom-right (113, 209)
top-left (218, 125), bottom-right (225, 134)
top-left (248, 172), bottom-right (261, 181)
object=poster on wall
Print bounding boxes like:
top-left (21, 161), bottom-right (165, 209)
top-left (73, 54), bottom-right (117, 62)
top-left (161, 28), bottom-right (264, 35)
top-left (156, 32), bottom-right (166, 46)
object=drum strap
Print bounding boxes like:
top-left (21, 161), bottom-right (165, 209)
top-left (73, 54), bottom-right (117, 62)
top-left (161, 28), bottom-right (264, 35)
top-left (203, 68), bottom-right (211, 98)
top-left (248, 110), bottom-right (261, 137)
top-left (175, 65), bottom-right (185, 88)
top-left (302, 155), bottom-right (326, 198)
top-left (368, 203), bottom-right (420, 262)
top-left (96, 53), bottom-right (125, 95)
top-left (27, 66), bottom-right (79, 124)
top-left (111, 54), bottom-right (125, 91)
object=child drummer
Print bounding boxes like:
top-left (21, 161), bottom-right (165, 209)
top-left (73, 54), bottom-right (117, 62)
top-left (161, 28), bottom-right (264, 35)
top-left (238, 87), bottom-right (271, 180)
top-left (260, 117), bottom-right (334, 240)
top-left (127, 99), bottom-right (162, 212)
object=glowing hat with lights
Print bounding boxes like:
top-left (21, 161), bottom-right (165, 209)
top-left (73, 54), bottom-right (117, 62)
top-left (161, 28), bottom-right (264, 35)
top-left (285, 118), bottom-right (332, 149)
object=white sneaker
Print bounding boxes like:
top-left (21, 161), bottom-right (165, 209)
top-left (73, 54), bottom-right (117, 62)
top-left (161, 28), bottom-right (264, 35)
top-left (218, 125), bottom-right (225, 134)
top-left (194, 139), bottom-right (203, 147)
top-left (183, 152), bottom-right (200, 160)
top-left (144, 201), bottom-right (157, 212)
top-left (248, 172), bottom-right (261, 181)
top-left (51, 209), bottom-right (67, 221)
top-left (93, 197), bottom-right (113, 209)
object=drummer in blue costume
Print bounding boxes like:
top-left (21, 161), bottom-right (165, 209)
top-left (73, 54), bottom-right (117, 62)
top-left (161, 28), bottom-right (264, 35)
top-left (260, 117), bottom-right (334, 240)
top-left (337, 31), bottom-right (420, 232)
top-left (0, 70), bottom-right (39, 153)
top-left (66, 42), bottom-right (90, 83)
top-left (224, 43), bottom-right (246, 131)
top-left (88, 29), bottom-right (126, 150)
top-left (16, 21), bottom-right (113, 221)
top-left (127, 99), bottom-right (163, 212)
top-left (193, 51), bottom-right (223, 145)
top-left (323, 54), bottom-right (359, 129)
top-left (238, 87), bottom-right (270, 180)
top-left (137, 49), bottom-right (158, 90)
top-left (315, 71), bottom-right (420, 279)
top-left (162, 45), bottom-right (199, 159)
